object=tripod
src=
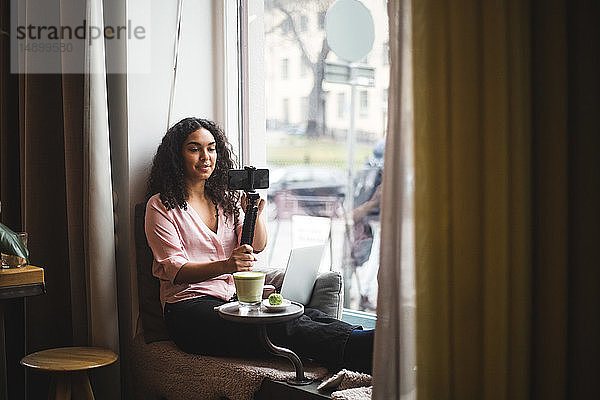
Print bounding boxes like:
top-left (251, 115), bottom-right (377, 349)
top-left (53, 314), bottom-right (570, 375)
top-left (240, 191), bottom-right (261, 246)
top-left (228, 166), bottom-right (268, 247)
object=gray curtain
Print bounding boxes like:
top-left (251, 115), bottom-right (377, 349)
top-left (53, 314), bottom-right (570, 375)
top-left (1, 0), bottom-right (121, 398)
top-left (372, 0), bottom-right (416, 398)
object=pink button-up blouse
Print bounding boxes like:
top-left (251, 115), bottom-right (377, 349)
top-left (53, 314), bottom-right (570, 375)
top-left (145, 194), bottom-right (244, 308)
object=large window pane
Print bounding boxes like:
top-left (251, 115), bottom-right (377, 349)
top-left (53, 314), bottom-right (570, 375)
top-left (263, 0), bottom-right (388, 313)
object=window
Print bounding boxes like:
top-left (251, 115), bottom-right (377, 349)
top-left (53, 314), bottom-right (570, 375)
top-left (337, 93), bottom-right (346, 118)
top-left (281, 18), bottom-right (292, 35)
top-left (282, 98), bottom-right (290, 124)
top-left (318, 11), bottom-right (326, 29)
top-left (260, 0), bottom-right (389, 314)
top-left (281, 58), bottom-right (289, 80)
top-left (360, 90), bottom-right (369, 117)
top-left (300, 15), bottom-right (309, 32)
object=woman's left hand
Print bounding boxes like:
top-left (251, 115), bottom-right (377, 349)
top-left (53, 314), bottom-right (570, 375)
top-left (240, 192), bottom-right (266, 216)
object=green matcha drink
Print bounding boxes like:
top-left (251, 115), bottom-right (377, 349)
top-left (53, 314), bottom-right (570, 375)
top-left (233, 271), bottom-right (265, 307)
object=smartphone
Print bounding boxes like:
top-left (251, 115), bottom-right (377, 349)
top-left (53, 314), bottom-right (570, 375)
top-left (227, 168), bottom-right (269, 191)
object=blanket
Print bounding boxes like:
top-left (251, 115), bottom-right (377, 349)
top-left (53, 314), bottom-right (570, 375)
top-left (129, 334), bottom-right (329, 400)
top-left (318, 369), bottom-right (373, 400)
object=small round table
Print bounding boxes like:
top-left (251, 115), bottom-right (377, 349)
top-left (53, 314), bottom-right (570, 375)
top-left (216, 301), bottom-right (312, 385)
top-left (21, 346), bottom-right (118, 400)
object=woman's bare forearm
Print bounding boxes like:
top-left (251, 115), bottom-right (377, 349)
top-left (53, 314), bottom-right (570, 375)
top-left (252, 214), bottom-right (268, 253)
top-left (174, 260), bottom-right (228, 284)
top-left (173, 244), bottom-right (258, 284)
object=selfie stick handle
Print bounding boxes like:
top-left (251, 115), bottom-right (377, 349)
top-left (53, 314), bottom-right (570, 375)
top-left (240, 192), bottom-right (260, 246)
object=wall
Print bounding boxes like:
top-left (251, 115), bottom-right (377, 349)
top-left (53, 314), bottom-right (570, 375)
top-left (128, 0), bottom-right (216, 207)
top-left (126, 0), bottom-right (217, 331)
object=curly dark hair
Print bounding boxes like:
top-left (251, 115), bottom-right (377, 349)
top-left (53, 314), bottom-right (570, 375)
top-left (147, 117), bottom-right (240, 224)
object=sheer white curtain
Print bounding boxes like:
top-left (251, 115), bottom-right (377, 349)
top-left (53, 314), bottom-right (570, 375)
top-left (83, 1), bottom-right (120, 398)
top-left (84, 0), bottom-right (120, 353)
top-left (372, 0), bottom-right (415, 399)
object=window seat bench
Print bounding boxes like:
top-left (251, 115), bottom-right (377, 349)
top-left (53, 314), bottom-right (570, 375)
top-left (129, 203), bottom-right (343, 400)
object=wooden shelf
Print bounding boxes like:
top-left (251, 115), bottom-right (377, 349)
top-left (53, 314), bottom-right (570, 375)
top-left (0, 265), bottom-right (44, 288)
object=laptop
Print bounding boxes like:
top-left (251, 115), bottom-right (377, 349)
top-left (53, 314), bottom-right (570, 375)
top-left (279, 244), bottom-right (326, 305)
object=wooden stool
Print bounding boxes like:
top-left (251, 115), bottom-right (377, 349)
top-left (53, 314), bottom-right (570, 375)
top-left (21, 347), bottom-right (117, 400)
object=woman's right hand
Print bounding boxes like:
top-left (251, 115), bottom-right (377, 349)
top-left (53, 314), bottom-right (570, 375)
top-left (224, 244), bottom-right (257, 273)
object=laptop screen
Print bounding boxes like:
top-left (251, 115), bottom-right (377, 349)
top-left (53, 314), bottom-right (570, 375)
top-left (280, 244), bottom-right (326, 305)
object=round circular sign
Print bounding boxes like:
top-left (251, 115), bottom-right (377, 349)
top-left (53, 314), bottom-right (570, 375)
top-left (325, 0), bottom-right (375, 63)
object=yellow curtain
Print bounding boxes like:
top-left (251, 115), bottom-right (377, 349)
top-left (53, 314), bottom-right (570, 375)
top-left (413, 0), bottom-right (600, 398)
top-left (413, 0), bottom-right (532, 398)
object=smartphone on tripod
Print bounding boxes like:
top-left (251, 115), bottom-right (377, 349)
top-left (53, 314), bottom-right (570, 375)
top-left (227, 167), bottom-right (269, 246)
top-left (227, 168), bottom-right (269, 191)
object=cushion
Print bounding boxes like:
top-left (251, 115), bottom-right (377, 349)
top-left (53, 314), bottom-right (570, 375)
top-left (307, 270), bottom-right (343, 319)
top-left (256, 267), bottom-right (343, 318)
top-left (135, 202), bottom-right (170, 343)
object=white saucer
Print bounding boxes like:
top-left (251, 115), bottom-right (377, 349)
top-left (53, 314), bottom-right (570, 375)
top-left (262, 298), bottom-right (291, 311)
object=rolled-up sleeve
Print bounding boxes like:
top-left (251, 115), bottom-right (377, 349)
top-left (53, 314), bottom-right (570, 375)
top-left (145, 199), bottom-right (188, 284)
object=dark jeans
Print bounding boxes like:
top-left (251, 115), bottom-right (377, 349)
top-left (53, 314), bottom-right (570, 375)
top-left (164, 296), bottom-right (359, 370)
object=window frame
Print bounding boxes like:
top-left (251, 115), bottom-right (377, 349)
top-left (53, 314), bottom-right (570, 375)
top-left (219, 0), bottom-right (266, 168)
top-left (215, 0), bottom-right (241, 157)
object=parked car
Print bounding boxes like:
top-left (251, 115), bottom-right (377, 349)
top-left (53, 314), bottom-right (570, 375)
top-left (267, 165), bottom-right (346, 219)
top-left (285, 126), bottom-right (306, 136)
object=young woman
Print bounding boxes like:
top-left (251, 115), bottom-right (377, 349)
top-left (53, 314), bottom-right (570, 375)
top-left (145, 117), bottom-right (373, 373)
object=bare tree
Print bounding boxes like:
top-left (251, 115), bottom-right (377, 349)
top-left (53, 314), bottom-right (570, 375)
top-left (265, 0), bottom-right (334, 138)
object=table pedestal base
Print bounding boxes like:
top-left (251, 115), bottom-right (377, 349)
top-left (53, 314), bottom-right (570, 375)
top-left (257, 326), bottom-right (312, 386)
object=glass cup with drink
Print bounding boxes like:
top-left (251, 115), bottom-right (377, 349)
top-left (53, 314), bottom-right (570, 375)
top-left (233, 271), bottom-right (266, 310)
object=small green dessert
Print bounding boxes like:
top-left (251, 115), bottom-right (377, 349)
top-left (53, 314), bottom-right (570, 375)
top-left (268, 293), bottom-right (283, 305)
